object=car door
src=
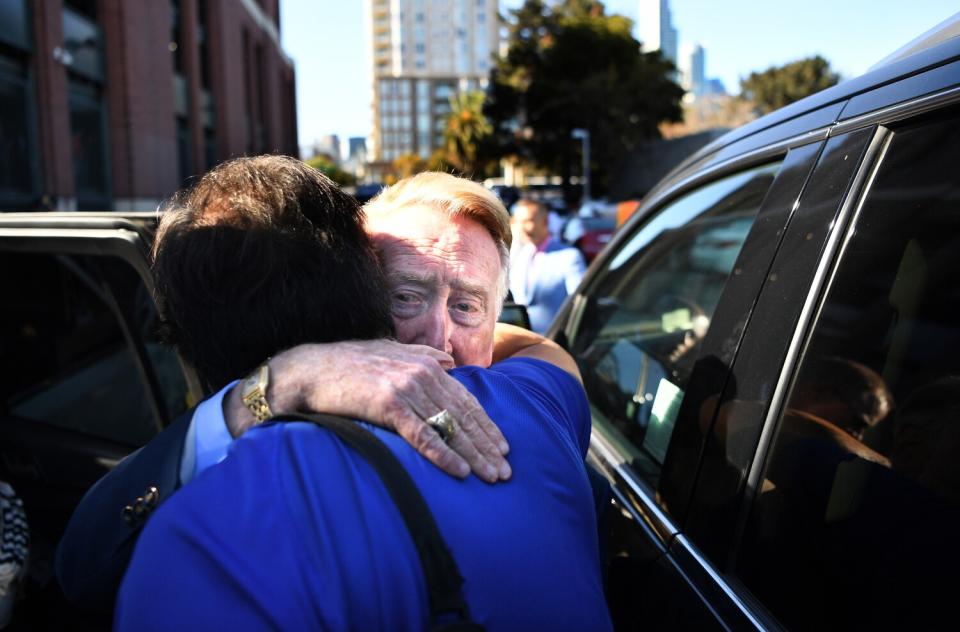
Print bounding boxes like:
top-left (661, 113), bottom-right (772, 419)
top-left (709, 98), bottom-right (960, 629)
top-left (0, 215), bottom-right (202, 624)
top-left (552, 117), bottom-right (841, 628)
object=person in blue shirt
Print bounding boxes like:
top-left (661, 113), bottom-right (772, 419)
top-left (112, 157), bottom-right (611, 630)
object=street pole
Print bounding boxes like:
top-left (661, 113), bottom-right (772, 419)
top-left (571, 128), bottom-right (591, 204)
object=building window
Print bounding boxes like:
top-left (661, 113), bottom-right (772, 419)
top-left (242, 30), bottom-right (268, 154)
top-left (68, 78), bottom-right (109, 209)
top-left (176, 116), bottom-right (193, 185)
top-left (0, 0), bottom-right (31, 50)
top-left (64, 5), bottom-right (109, 209)
top-left (170, 0), bottom-right (193, 183)
top-left (0, 53), bottom-right (36, 207)
top-left (197, 0), bottom-right (217, 167)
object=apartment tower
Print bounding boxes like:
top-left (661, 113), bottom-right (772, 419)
top-left (365, 0), bottom-right (498, 163)
top-left (637, 0), bottom-right (678, 67)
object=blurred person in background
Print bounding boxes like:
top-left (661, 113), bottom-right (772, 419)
top-left (510, 198), bottom-right (586, 334)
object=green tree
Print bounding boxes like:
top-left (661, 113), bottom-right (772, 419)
top-left (486, 0), bottom-right (684, 197)
top-left (305, 154), bottom-right (357, 187)
top-left (390, 152), bottom-right (427, 182)
top-left (740, 55), bottom-right (840, 115)
top-left (442, 90), bottom-right (493, 177)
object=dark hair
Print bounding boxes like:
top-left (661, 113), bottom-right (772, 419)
top-left (152, 155), bottom-right (393, 391)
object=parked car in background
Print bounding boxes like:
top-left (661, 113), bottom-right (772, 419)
top-left (545, 16), bottom-right (960, 630)
top-left (490, 184), bottom-right (520, 210)
top-left (351, 183), bottom-right (385, 205)
top-left (561, 215), bottom-right (617, 263)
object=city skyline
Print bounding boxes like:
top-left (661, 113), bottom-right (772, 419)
top-left (282, 0), bottom-right (959, 155)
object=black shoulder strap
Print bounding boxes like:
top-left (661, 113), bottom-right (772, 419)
top-left (273, 413), bottom-right (483, 632)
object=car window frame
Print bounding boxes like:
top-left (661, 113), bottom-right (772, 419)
top-left (0, 221), bottom-right (204, 438)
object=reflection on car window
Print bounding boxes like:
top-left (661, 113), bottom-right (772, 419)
top-left (0, 252), bottom-right (188, 446)
top-left (571, 162), bottom-right (781, 486)
top-left (737, 111), bottom-right (960, 630)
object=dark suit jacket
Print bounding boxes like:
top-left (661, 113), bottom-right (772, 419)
top-left (55, 407), bottom-right (195, 611)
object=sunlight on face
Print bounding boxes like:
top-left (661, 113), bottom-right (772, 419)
top-left (368, 205), bottom-right (502, 367)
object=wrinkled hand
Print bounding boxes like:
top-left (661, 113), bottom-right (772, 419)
top-left (227, 340), bottom-right (511, 483)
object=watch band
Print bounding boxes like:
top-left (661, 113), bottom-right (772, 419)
top-left (242, 364), bottom-right (274, 423)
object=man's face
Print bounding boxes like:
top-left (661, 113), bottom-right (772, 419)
top-left (511, 203), bottom-right (549, 245)
top-left (368, 205), bottom-right (502, 367)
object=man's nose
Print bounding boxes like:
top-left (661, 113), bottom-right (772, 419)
top-left (422, 302), bottom-right (454, 355)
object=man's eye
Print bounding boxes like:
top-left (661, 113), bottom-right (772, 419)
top-left (394, 292), bottom-right (419, 304)
top-left (453, 302), bottom-right (478, 313)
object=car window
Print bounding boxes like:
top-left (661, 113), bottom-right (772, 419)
top-left (735, 111), bottom-right (960, 630)
top-left (1, 251), bottom-right (189, 446)
top-left (569, 162), bottom-right (781, 487)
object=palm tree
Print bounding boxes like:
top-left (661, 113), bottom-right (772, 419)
top-left (442, 90), bottom-right (493, 177)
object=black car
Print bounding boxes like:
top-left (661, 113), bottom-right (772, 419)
top-left (0, 212), bottom-right (202, 628)
top-left (545, 19), bottom-right (960, 631)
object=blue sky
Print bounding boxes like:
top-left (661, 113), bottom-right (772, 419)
top-left (280, 1), bottom-right (959, 155)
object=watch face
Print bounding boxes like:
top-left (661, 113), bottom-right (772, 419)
top-left (244, 375), bottom-right (259, 391)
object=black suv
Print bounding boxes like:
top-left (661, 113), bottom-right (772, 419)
top-left (2, 24), bottom-right (960, 631)
top-left (547, 22), bottom-right (960, 631)
top-left (0, 213), bottom-right (201, 628)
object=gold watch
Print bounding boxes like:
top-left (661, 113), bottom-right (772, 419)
top-left (241, 363), bottom-right (274, 424)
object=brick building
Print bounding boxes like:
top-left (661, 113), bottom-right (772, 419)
top-left (0, 0), bottom-right (297, 211)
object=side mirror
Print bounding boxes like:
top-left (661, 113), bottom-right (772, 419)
top-left (498, 301), bottom-right (531, 330)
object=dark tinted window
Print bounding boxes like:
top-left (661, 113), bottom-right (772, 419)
top-left (1, 251), bottom-right (189, 446)
top-left (737, 112), bottom-right (960, 630)
top-left (570, 163), bottom-right (780, 488)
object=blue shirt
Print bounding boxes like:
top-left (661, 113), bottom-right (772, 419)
top-left (116, 358), bottom-right (612, 631)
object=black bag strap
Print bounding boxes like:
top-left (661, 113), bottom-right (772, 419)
top-left (272, 412), bottom-right (483, 632)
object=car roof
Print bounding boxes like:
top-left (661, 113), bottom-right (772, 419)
top-left (870, 11), bottom-right (960, 71)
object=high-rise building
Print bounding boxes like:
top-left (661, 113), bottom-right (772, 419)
top-left (348, 137), bottom-right (367, 160)
top-left (679, 42), bottom-right (727, 103)
top-left (0, 0), bottom-right (297, 212)
top-left (638, 0), bottom-right (678, 67)
top-left (365, 0), bottom-right (499, 162)
top-left (678, 42), bottom-right (705, 96)
top-left (313, 134), bottom-right (342, 163)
